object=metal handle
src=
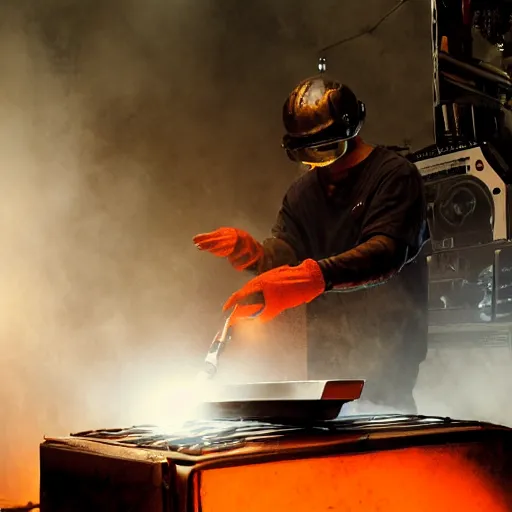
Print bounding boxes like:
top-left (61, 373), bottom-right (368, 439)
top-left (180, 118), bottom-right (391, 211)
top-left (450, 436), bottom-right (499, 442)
top-left (196, 292), bottom-right (266, 382)
top-left (219, 305), bottom-right (238, 342)
top-left (196, 306), bottom-right (240, 382)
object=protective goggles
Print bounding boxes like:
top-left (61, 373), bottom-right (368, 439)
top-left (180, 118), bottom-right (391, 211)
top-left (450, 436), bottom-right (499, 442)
top-left (285, 140), bottom-right (349, 167)
top-left (282, 118), bottom-right (364, 167)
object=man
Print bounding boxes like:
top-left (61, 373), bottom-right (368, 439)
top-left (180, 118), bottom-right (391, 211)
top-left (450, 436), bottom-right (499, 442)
top-left (193, 75), bottom-right (429, 413)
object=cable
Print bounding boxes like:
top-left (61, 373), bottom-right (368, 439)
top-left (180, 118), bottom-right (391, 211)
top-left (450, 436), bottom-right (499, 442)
top-left (318, 0), bottom-right (411, 57)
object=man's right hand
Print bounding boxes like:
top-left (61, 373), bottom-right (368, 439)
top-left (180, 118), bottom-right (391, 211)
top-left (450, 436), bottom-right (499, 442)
top-left (193, 227), bottom-right (264, 271)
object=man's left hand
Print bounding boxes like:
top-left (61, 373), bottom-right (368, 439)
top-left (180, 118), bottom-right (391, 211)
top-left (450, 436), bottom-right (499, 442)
top-left (223, 259), bottom-right (326, 323)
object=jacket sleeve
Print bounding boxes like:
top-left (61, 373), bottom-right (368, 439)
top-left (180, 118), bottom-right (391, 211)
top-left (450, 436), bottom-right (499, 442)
top-left (318, 163), bottom-right (427, 291)
top-left (247, 193), bottom-right (305, 274)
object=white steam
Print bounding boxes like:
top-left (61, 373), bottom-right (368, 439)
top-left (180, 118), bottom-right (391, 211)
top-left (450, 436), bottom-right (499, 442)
top-left (0, 0), bottom-right (511, 507)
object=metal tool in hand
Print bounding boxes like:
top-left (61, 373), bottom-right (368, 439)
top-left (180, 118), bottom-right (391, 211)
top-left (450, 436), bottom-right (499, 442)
top-left (195, 306), bottom-right (238, 382)
top-left (195, 292), bottom-right (265, 382)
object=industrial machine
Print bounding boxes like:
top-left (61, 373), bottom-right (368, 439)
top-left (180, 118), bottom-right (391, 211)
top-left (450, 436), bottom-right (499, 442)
top-left (408, 0), bottom-right (512, 350)
top-left (411, 142), bottom-right (512, 326)
top-left (39, 380), bottom-right (512, 511)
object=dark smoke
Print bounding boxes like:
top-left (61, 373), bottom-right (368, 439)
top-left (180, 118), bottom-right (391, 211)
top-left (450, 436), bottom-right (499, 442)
top-left (7, 0), bottom-right (510, 506)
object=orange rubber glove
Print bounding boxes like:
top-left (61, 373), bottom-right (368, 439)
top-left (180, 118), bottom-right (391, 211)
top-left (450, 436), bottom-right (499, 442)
top-left (223, 259), bottom-right (326, 323)
top-left (193, 227), bottom-right (264, 271)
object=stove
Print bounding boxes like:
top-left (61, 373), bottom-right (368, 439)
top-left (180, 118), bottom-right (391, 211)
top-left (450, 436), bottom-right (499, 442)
top-left (39, 380), bottom-right (512, 512)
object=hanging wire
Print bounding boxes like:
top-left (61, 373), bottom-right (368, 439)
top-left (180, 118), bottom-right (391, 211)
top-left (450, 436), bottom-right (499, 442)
top-left (318, 0), bottom-right (411, 57)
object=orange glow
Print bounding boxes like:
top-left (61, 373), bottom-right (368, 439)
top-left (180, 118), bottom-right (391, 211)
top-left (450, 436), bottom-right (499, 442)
top-left (441, 35), bottom-right (449, 53)
top-left (0, 447), bottom-right (39, 506)
top-left (200, 445), bottom-right (510, 512)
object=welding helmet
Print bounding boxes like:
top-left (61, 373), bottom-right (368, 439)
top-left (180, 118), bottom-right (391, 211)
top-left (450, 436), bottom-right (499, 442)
top-left (282, 76), bottom-right (366, 167)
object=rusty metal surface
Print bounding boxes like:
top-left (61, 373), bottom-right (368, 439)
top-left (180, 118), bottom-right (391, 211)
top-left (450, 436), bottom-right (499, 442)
top-left (47, 414), bottom-right (511, 458)
top-left (40, 416), bottom-right (512, 511)
top-left (199, 442), bottom-right (512, 512)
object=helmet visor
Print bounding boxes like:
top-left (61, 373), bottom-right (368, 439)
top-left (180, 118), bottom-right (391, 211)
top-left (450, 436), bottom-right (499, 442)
top-left (286, 140), bottom-right (348, 167)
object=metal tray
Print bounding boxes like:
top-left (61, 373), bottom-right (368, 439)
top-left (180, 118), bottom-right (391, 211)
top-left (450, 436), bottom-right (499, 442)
top-left (196, 380), bottom-right (365, 422)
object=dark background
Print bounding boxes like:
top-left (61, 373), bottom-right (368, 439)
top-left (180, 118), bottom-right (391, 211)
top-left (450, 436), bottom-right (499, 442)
top-left (0, 0), bottom-right (433, 504)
